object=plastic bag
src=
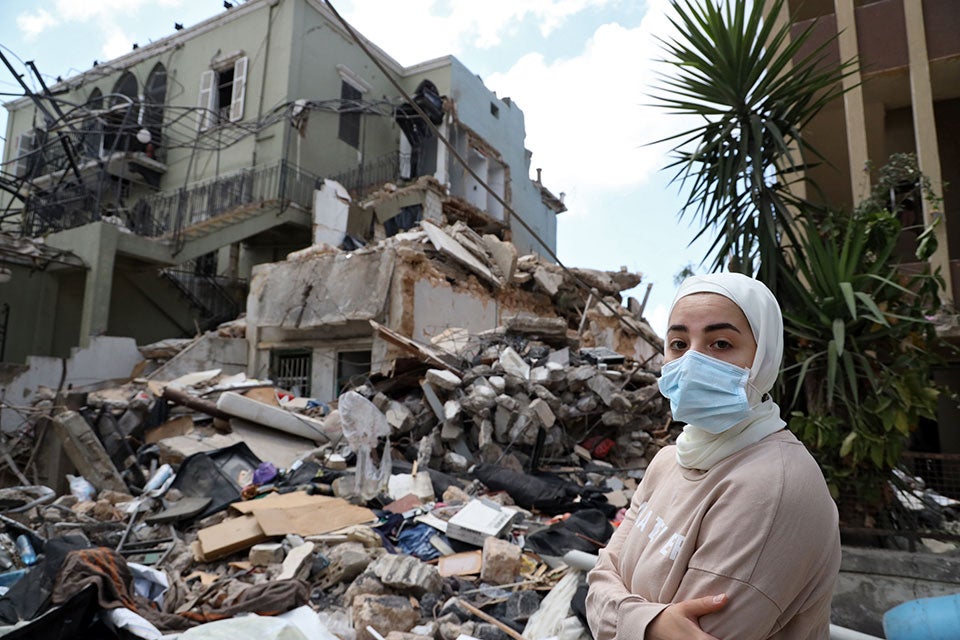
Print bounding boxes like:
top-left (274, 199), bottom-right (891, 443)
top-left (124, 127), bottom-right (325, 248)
top-left (338, 391), bottom-right (391, 501)
top-left (66, 474), bottom-right (96, 501)
top-left (177, 614), bottom-right (308, 640)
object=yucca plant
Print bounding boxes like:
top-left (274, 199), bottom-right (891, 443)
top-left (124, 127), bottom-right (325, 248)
top-left (781, 167), bottom-right (947, 520)
top-left (654, 0), bottom-right (857, 290)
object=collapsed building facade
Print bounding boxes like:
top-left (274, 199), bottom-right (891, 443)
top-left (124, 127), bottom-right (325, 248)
top-left (0, 0), bottom-right (565, 370)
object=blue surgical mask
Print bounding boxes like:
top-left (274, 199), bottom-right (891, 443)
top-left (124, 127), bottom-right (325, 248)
top-left (657, 350), bottom-right (753, 434)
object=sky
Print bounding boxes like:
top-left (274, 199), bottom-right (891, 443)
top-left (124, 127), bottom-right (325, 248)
top-left (0, 0), bottom-right (714, 336)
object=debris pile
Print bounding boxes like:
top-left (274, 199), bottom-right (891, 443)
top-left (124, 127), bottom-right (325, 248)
top-left (0, 213), bottom-right (680, 638)
top-left (0, 316), bottom-right (680, 638)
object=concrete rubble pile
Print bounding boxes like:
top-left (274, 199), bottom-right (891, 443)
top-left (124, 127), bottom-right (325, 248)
top-left (0, 221), bottom-right (680, 639)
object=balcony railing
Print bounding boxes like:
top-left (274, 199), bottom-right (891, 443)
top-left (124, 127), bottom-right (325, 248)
top-left (140, 159), bottom-right (321, 248)
top-left (329, 151), bottom-right (401, 199)
top-left (22, 159), bottom-right (320, 246)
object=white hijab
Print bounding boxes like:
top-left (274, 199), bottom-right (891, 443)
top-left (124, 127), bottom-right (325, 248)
top-left (668, 273), bottom-right (786, 470)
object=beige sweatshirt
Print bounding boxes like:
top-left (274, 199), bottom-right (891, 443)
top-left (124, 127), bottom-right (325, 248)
top-left (586, 430), bottom-right (840, 640)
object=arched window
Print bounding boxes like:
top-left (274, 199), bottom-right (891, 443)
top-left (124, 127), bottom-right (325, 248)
top-left (142, 63), bottom-right (166, 156)
top-left (83, 88), bottom-right (104, 158)
top-left (104, 71), bottom-right (138, 153)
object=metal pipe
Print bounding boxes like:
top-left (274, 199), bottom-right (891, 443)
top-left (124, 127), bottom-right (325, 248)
top-left (829, 624), bottom-right (883, 640)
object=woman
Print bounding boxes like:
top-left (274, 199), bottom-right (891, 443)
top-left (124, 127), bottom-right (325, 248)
top-left (586, 273), bottom-right (840, 640)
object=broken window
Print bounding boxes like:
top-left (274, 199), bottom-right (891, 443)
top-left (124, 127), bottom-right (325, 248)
top-left (83, 88), bottom-right (104, 158)
top-left (197, 56), bottom-right (248, 131)
top-left (336, 349), bottom-right (371, 396)
top-left (395, 79), bottom-right (443, 178)
top-left (194, 252), bottom-right (218, 277)
top-left (103, 71), bottom-right (139, 154)
top-left (270, 349), bottom-right (312, 397)
top-left (338, 81), bottom-right (362, 149)
top-left (463, 147), bottom-right (506, 220)
top-left (10, 129), bottom-right (38, 178)
top-left (141, 63), bottom-right (167, 157)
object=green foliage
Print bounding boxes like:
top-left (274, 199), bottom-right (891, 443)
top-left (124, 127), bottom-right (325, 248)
top-left (780, 196), bottom-right (947, 520)
top-left (655, 1), bottom-right (951, 527)
top-left (654, 0), bottom-right (857, 290)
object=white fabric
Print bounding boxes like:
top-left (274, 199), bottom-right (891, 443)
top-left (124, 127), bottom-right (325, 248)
top-left (668, 273), bottom-right (786, 470)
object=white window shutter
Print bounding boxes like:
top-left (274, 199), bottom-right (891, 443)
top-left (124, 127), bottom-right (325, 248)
top-left (197, 70), bottom-right (216, 131)
top-left (12, 130), bottom-right (36, 177)
top-left (229, 57), bottom-right (248, 122)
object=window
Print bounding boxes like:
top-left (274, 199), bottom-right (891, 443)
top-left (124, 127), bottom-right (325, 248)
top-left (141, 63), bottom-right (167, 155)
top-left (10, 130), bottom-right (37, 178)
top-left (270, 349), bottom-right (312, 397)
top-left (197, 56), bottom-right (248, 131)
top-left (338, 81), bottom-right (362, 148)
top-left (336, 350), bottom-right (371, 395)
top-left (83, 88), bottom-right (104, 158)
top-left (490, 102), bottom-right (499, 118)
top-left (103, 71), bottom-right (138, 153)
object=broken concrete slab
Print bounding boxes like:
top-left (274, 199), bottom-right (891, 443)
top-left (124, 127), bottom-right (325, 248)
top-left (482, 234), bottom-right (517, 281)
top-left (533, 266), bottom-right (564, 297)
top-left (277, 541), bottom-right (315, 580)
top-left (51, 411), bottom-right (128, 494)
top-left (216, 392), bottom-right (331, 443)
top-left (353, 594), bottom-right (421, 640)
top-left (368, 553), bottom-right (442, 596)
top-left (422, 221), bottom-right (500, 289)
top-left (480, 537), bottom-right (522, 585)
top-left (425, 368), bottom-right (462, 391)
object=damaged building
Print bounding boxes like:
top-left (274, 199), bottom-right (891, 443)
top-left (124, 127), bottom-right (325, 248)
top-left (0, 0), bottom-right (566, 373)
top-left (0, 5), bottom-right (676, 635)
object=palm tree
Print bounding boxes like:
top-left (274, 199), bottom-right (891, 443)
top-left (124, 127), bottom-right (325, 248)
top-left (653, 0), bottom-right (856, 291)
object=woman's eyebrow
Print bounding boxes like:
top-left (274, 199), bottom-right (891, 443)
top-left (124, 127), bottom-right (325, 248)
top-left (667, 324), bottom-right (687, 333)
top-left (704, 322), bottom-right (741, 333)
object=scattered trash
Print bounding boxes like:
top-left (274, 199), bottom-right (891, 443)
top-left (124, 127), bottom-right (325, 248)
top-left (0, 221), bottom-right (684, 637)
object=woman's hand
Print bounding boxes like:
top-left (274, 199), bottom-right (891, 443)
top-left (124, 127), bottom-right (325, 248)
top-left (646, 594), bottom-right (729, 640)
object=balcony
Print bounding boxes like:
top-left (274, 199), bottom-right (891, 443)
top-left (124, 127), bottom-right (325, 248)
top-left (22, 160), bottom-right (319, 244)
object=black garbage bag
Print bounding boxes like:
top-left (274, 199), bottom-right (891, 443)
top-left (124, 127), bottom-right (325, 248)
top-left (1, 583), bottom-right (101, 640)
top-left (523, 508), bottom-right (614, 557)
top-left (390, 459), bottom-right (462, 500)
top-left (473, 464), bottom-right (586, 515)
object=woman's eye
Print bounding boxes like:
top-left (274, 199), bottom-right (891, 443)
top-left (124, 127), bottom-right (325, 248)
top-left (668, 339), bottom-right (686, 350)
top-left (713, 340), bottom-right (732, 350)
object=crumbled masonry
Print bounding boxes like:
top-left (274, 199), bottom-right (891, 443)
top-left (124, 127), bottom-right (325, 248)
top-left (0, 228), bottom-right (679, 636)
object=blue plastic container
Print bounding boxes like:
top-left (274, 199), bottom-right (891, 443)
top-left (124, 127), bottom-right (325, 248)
top-left (883, 593), bottom-right (960, 640)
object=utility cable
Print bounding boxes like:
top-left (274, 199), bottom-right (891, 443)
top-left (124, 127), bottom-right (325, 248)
top-left (322, 0), bottom-right (662, 353)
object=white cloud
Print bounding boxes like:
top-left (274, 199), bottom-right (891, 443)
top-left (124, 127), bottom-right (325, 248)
top-left (342, 0), bottom-right (618, 65)
top-left (483, 0), bottom-right (688, 198)
top-left (16, 9), bottom-right (57, 40)
top-left (53, 0), bottom-right (182, 22)
top-left (101, 23), bottom-right (134, 60)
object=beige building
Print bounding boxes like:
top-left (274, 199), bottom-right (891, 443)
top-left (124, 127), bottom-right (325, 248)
top-left (785, 0), bottom-right (960, 451)
top-left (0, 0), bottom-right (565, 368)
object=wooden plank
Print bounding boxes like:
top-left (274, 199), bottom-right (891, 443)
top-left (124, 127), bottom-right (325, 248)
top-left (196, 514), bottom-right (267, 561)
top-left (252, 502), bottom-right (375, 537)
top-left (229, 490), bottom-right (338, 514)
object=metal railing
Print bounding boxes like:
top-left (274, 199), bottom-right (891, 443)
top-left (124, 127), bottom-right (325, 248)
top-left (160, 259), bottom-right (246, 329)
top-left (141, 159), bottom-right (321, 249)
top-left (839, 451), bottom-right (960, 550)
top-left (329, 151), bottom-right (401, 198)
top-left (22, 159), bottom-right (320, 247)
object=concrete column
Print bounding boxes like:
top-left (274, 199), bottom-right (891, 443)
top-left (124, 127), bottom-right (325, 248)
top-left (49, 222), bottom-right (119, 347)
top-left (834, 0), bottom-right (870, 202)
top-left (903, 0), bottom-right (952, 303)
